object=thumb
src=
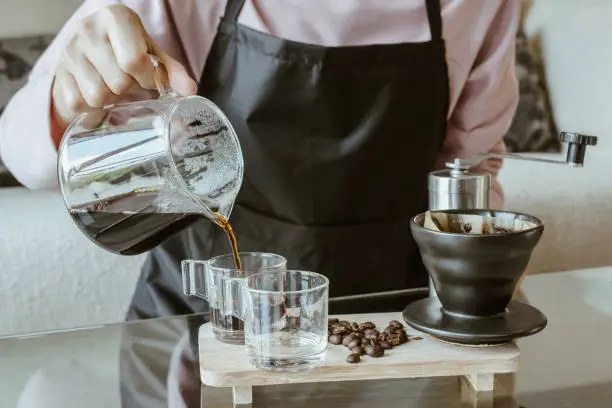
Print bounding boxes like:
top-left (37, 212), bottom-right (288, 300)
top-left (150, 43), bottom-right (198, 97)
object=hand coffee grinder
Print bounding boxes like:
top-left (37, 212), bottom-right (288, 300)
top-left (426, 131), bottom-right (599, 297)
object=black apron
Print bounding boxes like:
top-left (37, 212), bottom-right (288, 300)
top-left (125, 0), bottom-right (449, 322)
top-left (121, 1), bottom-right (449, 406)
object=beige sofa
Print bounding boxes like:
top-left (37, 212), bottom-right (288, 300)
top-left (0, 0), bottom-right (610, 337)
top-left (499, 0), bottom-right (612, 274)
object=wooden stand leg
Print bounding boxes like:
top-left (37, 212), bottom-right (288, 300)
top-left (232, 386), bottom-right (253, 406)
top-left (460, 379), bottom-right (495, 408)
top-left (463, 373), bottom-right (495, 392)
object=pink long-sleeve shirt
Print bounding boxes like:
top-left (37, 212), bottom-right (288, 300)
top-left (0, 0), bottom-right (520, 208)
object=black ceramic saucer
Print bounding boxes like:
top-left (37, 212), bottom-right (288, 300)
top-left (402, 298), bottom-right (547, 346)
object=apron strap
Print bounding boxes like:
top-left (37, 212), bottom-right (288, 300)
top-left (223, 0), bottom-right (246, 22)
top-left (425, 0), bottom-right (443, 41)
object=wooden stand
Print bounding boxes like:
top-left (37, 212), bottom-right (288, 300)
top-left (199, 312), bottom-right (519, 406)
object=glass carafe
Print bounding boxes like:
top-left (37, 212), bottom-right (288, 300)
top-left (57, 56), bottom-right (243, 255)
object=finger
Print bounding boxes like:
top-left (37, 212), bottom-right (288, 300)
top-left (64, 46), bottom-right (115, 109)
top-left (105, 7), bottom-right (196, 96)
top-left (83, 36), bottom-right (137, 97)
top-left (149, 42), bottom-right (198, 97)
top-left (107, 19), bottom-right (196, 96)
top-left (54, 67), bottom-right (107, 130)
top-left (52, 66), bottom-right (89, 124)
top-left (80, 109), bottom-right (109, 130)
top-left (107, 107), bottom-right (133, 126)
top-left (105, 12), bottom-right (156, 89)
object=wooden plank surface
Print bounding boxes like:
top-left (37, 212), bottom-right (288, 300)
top-left (199, 312), bottom-right (519, 388)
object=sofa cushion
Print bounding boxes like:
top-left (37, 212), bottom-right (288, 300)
top-left (0, 35), bottom-right (54, 187)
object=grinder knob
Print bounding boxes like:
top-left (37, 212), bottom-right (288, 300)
top-left (560, 131), bottom-right (598, 146)
top-left (560, 132), bottom-right (598, 167)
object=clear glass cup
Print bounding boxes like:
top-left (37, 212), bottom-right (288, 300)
top-left (58, 55), bottom-right (243, 256)
top-left (233, 270), bottom-right (329, 372)
top-left (182, 252), bottom-right (287, 344)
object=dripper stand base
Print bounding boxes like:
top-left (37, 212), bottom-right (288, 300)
top-left (198, 312), bottom-right (520, 406)
top-left (402, 298), bottom-right (547, 346)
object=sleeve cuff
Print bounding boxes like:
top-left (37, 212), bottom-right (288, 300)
top-left (0, 70), bottom-right (59, 190)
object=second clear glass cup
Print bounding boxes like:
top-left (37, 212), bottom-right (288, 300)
top-left (182, 252), bottom-right (287, 344)
top-left (232, 270), bottom-right (329, 372)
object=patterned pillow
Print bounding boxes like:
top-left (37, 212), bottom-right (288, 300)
top-left (0, 35), bottom-right (54, 187)
top-left (503, 28), bottom-right (560, 153)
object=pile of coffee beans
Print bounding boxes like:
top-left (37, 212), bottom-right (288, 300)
top-left (327, 318), bottom-right (410, 364)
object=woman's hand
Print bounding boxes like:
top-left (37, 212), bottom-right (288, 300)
top-left (51, 4), bottom-right (197, 129)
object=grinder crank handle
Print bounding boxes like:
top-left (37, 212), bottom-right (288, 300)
top-left (446, 131), bottom-right (598, 171)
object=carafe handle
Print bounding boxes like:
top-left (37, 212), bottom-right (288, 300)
top-left (149, 54), bottom-right (176, 98)
top-left (181, 259), bottom-right (209, 300)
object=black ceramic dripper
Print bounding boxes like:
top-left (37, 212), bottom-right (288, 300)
top-left (410, 209), bottom-right (544, 318)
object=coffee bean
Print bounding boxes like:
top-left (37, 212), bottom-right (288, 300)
top-left (389, 337), bottom-right (401, 347)
top-left (329, 334), bottom-right (342, 345)
top-left (346, 354), bottom-right (360, 364)
top-left (396, 333), bottom-right (409, 344)
top-left (359, 322), bottom-right (376, 331)
top-left (389, 320), bottom-right (404, 330)
top-left (347, 339), bottom-right (361, 349)
top-left (365, 344), bottom-right (384, 358)
top-left (350, 346), bottom-right (365, 355)
top-left (327, 317), bottom-right (412, 364)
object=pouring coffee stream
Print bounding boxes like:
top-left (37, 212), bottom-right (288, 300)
top-left (214, 212), bottom-right (243, 272)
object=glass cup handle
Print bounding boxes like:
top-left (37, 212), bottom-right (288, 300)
top-left (181, 260), bottom-right (208, 300)
top-left (149, 54), bottom-right (175, 98)
top-left (226, 279), bottom-right (248, 321)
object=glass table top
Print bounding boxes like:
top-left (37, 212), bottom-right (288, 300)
top-left (1, 266), bottom-right (611, 408)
